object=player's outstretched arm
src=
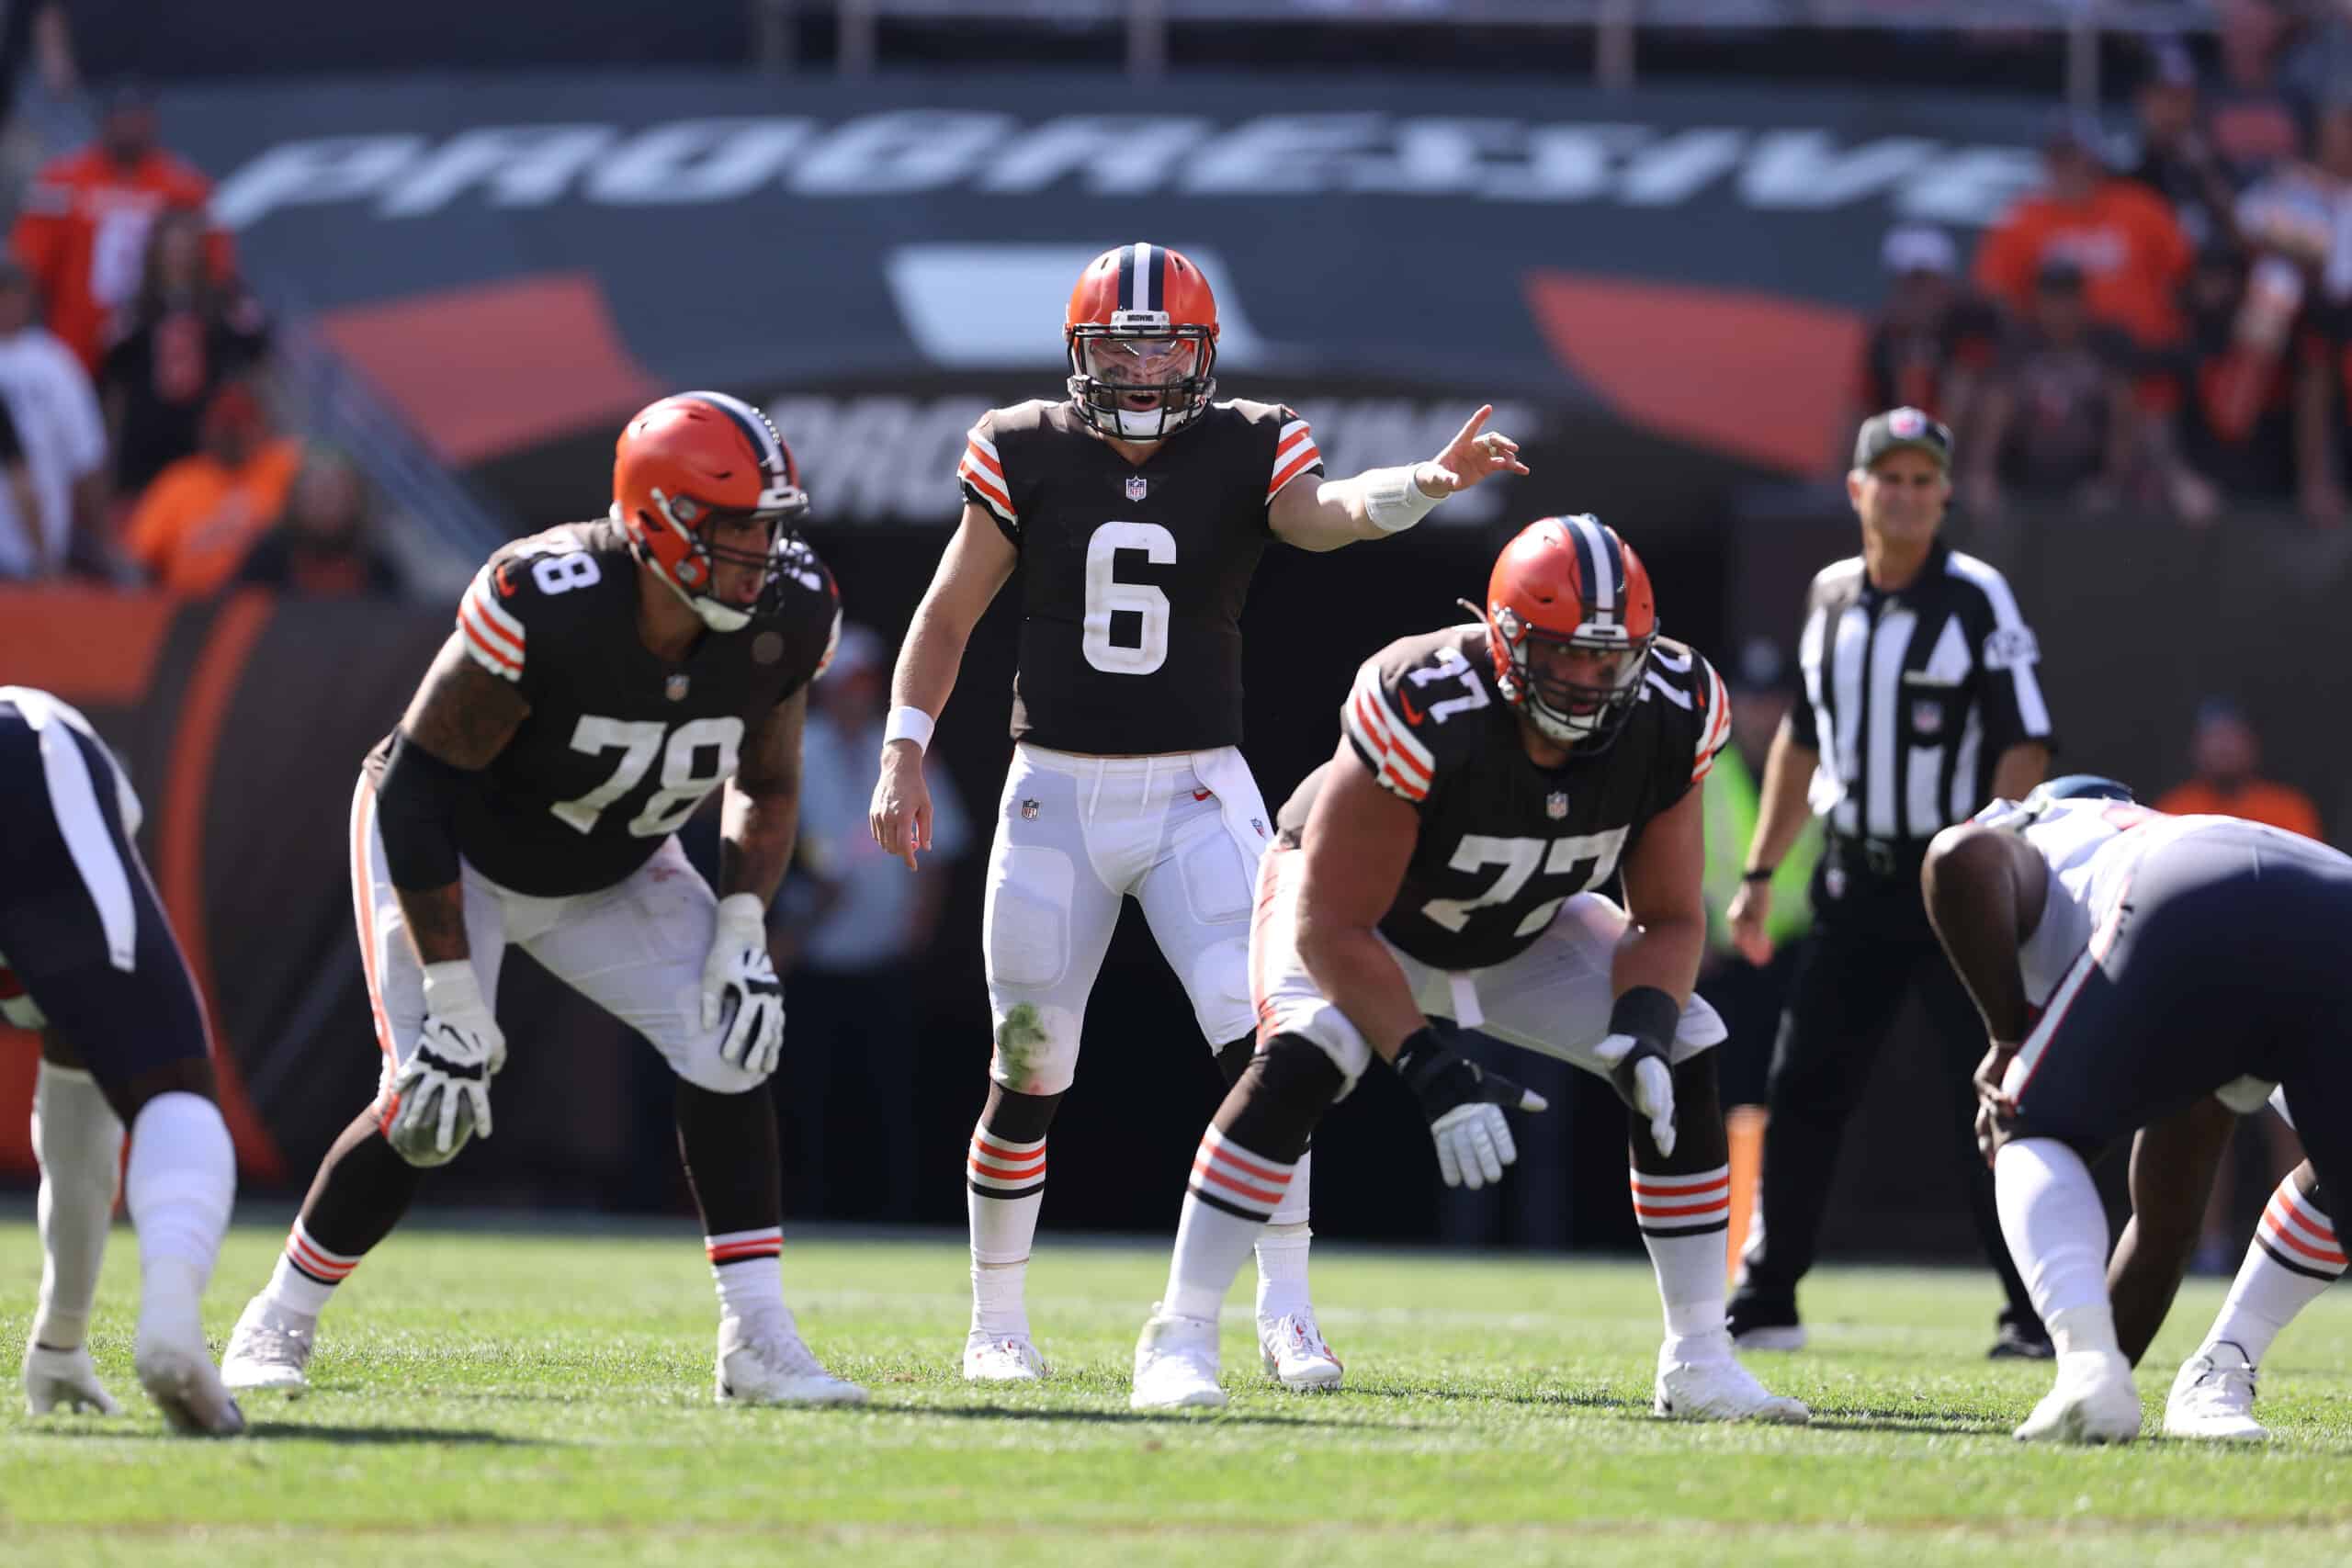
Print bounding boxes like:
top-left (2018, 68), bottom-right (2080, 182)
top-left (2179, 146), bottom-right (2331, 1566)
top-left (1269, 405), bottom-right (1529, 552)
top-left (379, 635), bottom-right (528, 965)
top-left (1921, 823), bottom-right (2049, 1158)
top-left (703, 688), bottom-right (806, 1079)
top-left (1600, 782), bottom-right (1710, 1155)
top-left (871, 504), bottom-right (1015, 870)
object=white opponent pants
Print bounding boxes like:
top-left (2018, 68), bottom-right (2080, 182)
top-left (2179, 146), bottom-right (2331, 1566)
top-left (1250, 842), bottom-right (1726, 1091)
top-left (349, 773), bottom-right (765, 1124)
top-left (980, 743), bottom-right (1273, 1095)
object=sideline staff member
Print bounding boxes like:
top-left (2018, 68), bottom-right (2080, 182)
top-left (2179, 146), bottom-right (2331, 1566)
top-left (1724, 408), bottom-right (2055, 1359)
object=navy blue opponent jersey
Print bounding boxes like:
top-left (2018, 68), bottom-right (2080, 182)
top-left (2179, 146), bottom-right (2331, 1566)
top-left (1277, 624), bottom-right (1731, 972)
top-left (955, 397), bottom-right (1323, 753)
top-left (366, 519), bottom-right (841, 898)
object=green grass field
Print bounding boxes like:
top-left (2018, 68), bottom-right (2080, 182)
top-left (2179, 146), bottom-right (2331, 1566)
top-left (5, 1220), bottom-right (2352, 1566)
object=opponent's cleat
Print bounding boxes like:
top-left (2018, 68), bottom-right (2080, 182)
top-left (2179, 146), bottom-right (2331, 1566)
top-left (1987, 1322), bottom-right (2055, 1361)
top-left (2164, 1345), bottom-right (2267, 1442)
top-left (22, 1341), bottom-right (121, 1416)
top-left (1130, 1306), bottom-right (1226, 1411)
top-left (716, 1308), bottom-right (867, 1406)
top-left (133, 1338), bottom-right (244, 1436)
top-left (2015, 1349), bottom-right (2142, 1444)
top-left (1258, 1310), bottom-right (1343, 1391)
top-left (962, 1333), bottom-right (1046, 1383)
top-left (1654, 1335), bottom-right (1811, 1424)
top-left (220, 1296), bottom-right (316, 1396)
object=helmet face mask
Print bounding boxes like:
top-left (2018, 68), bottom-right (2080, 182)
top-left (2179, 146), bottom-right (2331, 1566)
top-left (614, 392), bottom-right (809, 633)
top-left (1065, 245), bottom-right (1221, 443)
top-left (1482, 514), bottom-right (1659, 753)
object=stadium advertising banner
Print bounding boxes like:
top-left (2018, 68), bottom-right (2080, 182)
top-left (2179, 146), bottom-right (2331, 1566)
top-left (160, 71), bottom-right (2055, 512)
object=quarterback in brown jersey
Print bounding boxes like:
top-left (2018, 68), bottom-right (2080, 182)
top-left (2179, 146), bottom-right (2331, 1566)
top-left (867, 242), bottom-right (1528, 1388)
top-left (1129, 514), bottom-right (1807, 1421)
top-left (219, 391), bottom-right (865, 1407)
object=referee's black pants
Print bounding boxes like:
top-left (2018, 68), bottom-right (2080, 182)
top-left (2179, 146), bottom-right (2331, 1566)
top-left (1736, 859), bottom-right (2041, 1337)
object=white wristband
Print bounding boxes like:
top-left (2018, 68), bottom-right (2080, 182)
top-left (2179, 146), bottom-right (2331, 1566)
top-left (421, 960), bottom-right (485, 1018)
top-left (883, 705), bottom-right (935, 753)
top-left (1362, 465), bottom-right (1444, 534)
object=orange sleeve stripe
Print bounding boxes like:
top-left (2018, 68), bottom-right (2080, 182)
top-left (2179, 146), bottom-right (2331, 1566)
top-left (958, 457), bottom-right (1015, 517)
top-left (458, 609), bottom-right (522, 674)
top-left (464, 584), bottom-right (525, 655)
top-left (1267, 446), bottom-right (1322, 499)
top-left (1352, 692), bottom-right (1430, 785)
top-left (963, 441), bottom-right (1005, 483)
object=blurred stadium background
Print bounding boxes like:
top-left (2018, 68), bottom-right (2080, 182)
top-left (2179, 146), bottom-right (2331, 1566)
top-left (3, 0), bottom-right (2347, 1276)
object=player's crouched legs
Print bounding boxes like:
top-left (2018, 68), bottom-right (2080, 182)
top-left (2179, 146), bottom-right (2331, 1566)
top-left (1635, 1048), bottom-right (1808, 1427)
top-left (1135, 1035), bottom-right (1345, 1411)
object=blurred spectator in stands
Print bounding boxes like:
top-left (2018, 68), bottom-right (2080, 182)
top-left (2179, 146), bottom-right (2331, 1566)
top-left (2313, 100), bottom-right (2352, 310)
top-left (235, 446), bottom-right (402, 599)
top-left (122, 378), bottom-right (300, 595)
top-left (100, 205), bottom-right (270, 496)
top-left (2314, 291), bottom-right (2352, 523)
top-left (2206, 0), bottom-right (2312, 187)
top-left (771, 624), bottom-right (969, 1221)
top-left (0, 255), bottom-right (107, 579)
top-left (1974, 111), bottom-right (2193, 352)
top-left (1964, 258), bottom-right (2141, 517)
top-left (0, 399), bottom-right (45, 578)
top-left (10, 79), bottom-right (235, 375)
top-left (2144, 242), bottom-right (2321, 520)
top-left (1846, 223), bottom-right (2002, 469)
top-left (2125, 42), bottom-right (2242, 252)
top-left (2154, 696), bottom-right (2323, 836)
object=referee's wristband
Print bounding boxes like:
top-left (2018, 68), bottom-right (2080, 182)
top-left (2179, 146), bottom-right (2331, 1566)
top-left (882, 705), bottom-right (935, 754)
top-left (1740, 866), bottom-right (1775, 884)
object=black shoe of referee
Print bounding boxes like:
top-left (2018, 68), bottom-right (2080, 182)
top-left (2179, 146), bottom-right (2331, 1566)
top-left (1727, 1291), bottom-right (1806, 1353)
top-left (1987, 1321), bottom-right (2056, 1360)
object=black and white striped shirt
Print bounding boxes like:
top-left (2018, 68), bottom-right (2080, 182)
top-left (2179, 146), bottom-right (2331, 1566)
top-left (1789, 539), bottom-right (2053, 845)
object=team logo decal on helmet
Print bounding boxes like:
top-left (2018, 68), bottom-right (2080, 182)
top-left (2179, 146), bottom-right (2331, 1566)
top-left (1475, 513), bottom-right (1659, 750)
top-left (1065, 243), bottom-right (1220, 443)
top-left (611, 390), bottom-right (810, 633)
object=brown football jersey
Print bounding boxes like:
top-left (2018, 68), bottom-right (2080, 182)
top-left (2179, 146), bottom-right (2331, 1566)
top-left (366, 518), bottom-right (841, 897)
top-left (955, 397), bottom-right (1323, 753)
top-left (1278, 624), bottom-right (1731, 972)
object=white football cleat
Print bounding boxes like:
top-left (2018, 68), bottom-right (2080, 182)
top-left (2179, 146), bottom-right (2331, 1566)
top-left (133, 1296), bottom-right (245, 1438)
top-left (962, 1332), bottom-right (1046, 1382)
top-left (2016, 1349), bottom-right (2142, 1444)
top-left (1259, 1310), bottom-right (1343, 1392)
top-left (2164, 1346), bottom-right (2267, 1442)
top-left (1654, 1334), bottom-right (1810, 1424)
top-left (1131, 1306), bottom-right (1226, 1411)
top-left (716, 1308), bottom-right (867, 1407)
top-left (22, 1341), bottom-right (122, 1416)
top-left (220, 1296), bottom-right (317, 1396)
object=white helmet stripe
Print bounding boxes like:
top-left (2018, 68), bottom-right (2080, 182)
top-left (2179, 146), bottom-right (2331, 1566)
top-left (1134, 243), bottom-right (1155, 312)
top-left (680, 389), bottom-right (802, 511)
top-left (1565, 513), bottom-right (1616, 622)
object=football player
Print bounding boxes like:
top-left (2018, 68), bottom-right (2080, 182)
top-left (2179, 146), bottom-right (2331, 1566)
top-left (4, 686), bottom-right (243, 1434)
top-left (1127, 516), bottom-right (1808, 1422)
top-left (2106, 1088), bottom-right (2331, 1441)
top-left (1924, 777), bottom-right (2352, 1441)
top-left (869, 243), bottom-right (1529, 1388)
top-left (220, 392), bottom-right (865, 1406)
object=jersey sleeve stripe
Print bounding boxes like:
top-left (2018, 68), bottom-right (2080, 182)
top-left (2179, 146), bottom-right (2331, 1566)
top-left (1690, 661), bottom-right (1732, 783)
top-left (1351, 664), bottom-right (1438, 778)
top-left (967, 429), bottom-right (1003, 464)
top-left (458, 604), bottom-right (523, 681)
top-left (463, 575), bottom-right (526, 656)
top-left (1344, 686), bottom-right (1432, 800)
top-left (957, 450), bottom-right (1018, 524)
top-left (1267, 443), bottom-right (1323, 501)
top-left (962, 436), bottom-right (1006, 482)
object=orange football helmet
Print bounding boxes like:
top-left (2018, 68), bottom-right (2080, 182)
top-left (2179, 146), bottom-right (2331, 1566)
top-left (1065, 243), bottom-right (1219, 441)
top-left (612, 390), bottom-right (808, 632)
top-left (1481, 514), bottom-right (1658, 749)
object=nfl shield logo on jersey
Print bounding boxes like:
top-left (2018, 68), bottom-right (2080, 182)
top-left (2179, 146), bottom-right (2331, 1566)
top-left (1911, 699), bottom-right (1942, 736)
top-left (1021, 798), bottom-right (1040, 821)
top-left (664, 673), bottom-right (690, 703)
top-left (1125, 475), bottom-right (1148, 502)
top-left (1546, 791), bottom-right (1569, 819)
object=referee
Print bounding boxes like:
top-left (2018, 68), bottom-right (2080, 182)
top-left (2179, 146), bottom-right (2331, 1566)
top-left (1724, 408), bottom-right (2055, 1359)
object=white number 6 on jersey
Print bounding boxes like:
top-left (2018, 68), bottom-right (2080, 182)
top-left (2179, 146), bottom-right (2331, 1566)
top-left (1081, 521), bottom-right (1174, 675)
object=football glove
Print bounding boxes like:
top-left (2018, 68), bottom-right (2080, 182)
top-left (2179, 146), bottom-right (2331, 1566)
top-left (1593, 986), bottom-right (1682, 1157)
top-left (1392, 1027), bottom-right (1549, 1190)
top-left (704, 893), bottom-right (785, 1077)
top-left (389, 961), bottom-right (504, 1167)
